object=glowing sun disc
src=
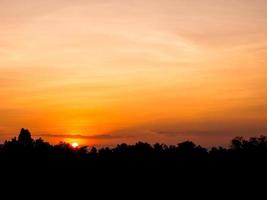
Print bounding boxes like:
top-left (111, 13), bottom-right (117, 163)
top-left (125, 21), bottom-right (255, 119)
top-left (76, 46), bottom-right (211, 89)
top-left (71, 142), bottom-right (79, 148)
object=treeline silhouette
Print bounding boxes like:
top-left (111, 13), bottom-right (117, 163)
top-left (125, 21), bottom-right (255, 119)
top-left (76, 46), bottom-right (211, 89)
top-left (1, 128), bottom-right (267, 165)
top-left (1, 128), bottom-right (267, 194)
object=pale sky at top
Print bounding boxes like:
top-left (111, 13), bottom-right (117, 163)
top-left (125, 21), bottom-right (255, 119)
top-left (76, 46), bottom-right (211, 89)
top-left (0, 0), bottom-right (267, 146)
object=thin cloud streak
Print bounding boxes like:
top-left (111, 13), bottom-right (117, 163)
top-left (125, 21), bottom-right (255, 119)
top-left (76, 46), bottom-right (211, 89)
top-left (34, 133), bottom-right (132, 140)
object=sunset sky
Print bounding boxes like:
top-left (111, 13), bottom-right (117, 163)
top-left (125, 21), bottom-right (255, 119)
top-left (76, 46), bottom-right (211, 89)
top-left (0, 0), bottom-right (267, 147)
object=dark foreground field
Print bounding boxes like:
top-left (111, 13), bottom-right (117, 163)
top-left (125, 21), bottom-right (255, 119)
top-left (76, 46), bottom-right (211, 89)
top-left (1, 129), bottom-right (266, 196)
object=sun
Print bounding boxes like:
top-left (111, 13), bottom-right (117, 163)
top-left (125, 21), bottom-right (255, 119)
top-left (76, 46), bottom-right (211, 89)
top-left (71, 142), bottom-right (79, 148)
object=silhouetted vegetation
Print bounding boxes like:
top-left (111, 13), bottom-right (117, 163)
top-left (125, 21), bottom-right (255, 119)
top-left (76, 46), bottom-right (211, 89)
top-left (1, 128), bottom-right (267, 193)
top-left (1, 128), bottom-right (267, 166)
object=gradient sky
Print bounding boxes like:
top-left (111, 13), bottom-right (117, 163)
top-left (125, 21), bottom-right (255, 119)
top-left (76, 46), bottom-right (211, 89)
top-left (0, 0), bottom-right (267, 147)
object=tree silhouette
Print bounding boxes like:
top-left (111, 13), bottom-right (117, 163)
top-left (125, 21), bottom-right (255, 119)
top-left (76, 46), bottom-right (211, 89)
top-left (18, 128), bottom-right (33, 147)
top-left (1, 128), bottom-right (267, 170)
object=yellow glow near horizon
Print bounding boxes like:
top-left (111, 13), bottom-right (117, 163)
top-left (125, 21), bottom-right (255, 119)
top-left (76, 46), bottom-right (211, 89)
top-left (0, 0), bottom-right (267, 146)
top-left (71, 142), bottom-right (79, 148)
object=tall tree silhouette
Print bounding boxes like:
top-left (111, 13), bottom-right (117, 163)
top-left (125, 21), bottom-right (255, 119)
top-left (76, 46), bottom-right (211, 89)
top-left (18, 128), bottom-right (33, 147)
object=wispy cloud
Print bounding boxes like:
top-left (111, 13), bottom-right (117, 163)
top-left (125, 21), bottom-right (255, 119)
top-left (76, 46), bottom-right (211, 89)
top-left (34, 133), bottom-right (132, 140)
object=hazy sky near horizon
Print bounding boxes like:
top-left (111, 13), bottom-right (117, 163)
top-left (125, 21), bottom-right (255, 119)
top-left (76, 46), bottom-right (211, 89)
top-left (0, 0), bottom-right (267, 146)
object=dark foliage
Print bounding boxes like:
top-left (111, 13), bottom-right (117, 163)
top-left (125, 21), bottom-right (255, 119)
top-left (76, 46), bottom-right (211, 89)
top-left (1, 129), bottom-right (266, 195)
top-left (1, 129), bottom-right (267, 165)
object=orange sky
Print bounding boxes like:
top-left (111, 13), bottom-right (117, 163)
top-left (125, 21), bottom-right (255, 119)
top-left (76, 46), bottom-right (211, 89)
top-left (0, 0), bottom-right (267, 147)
